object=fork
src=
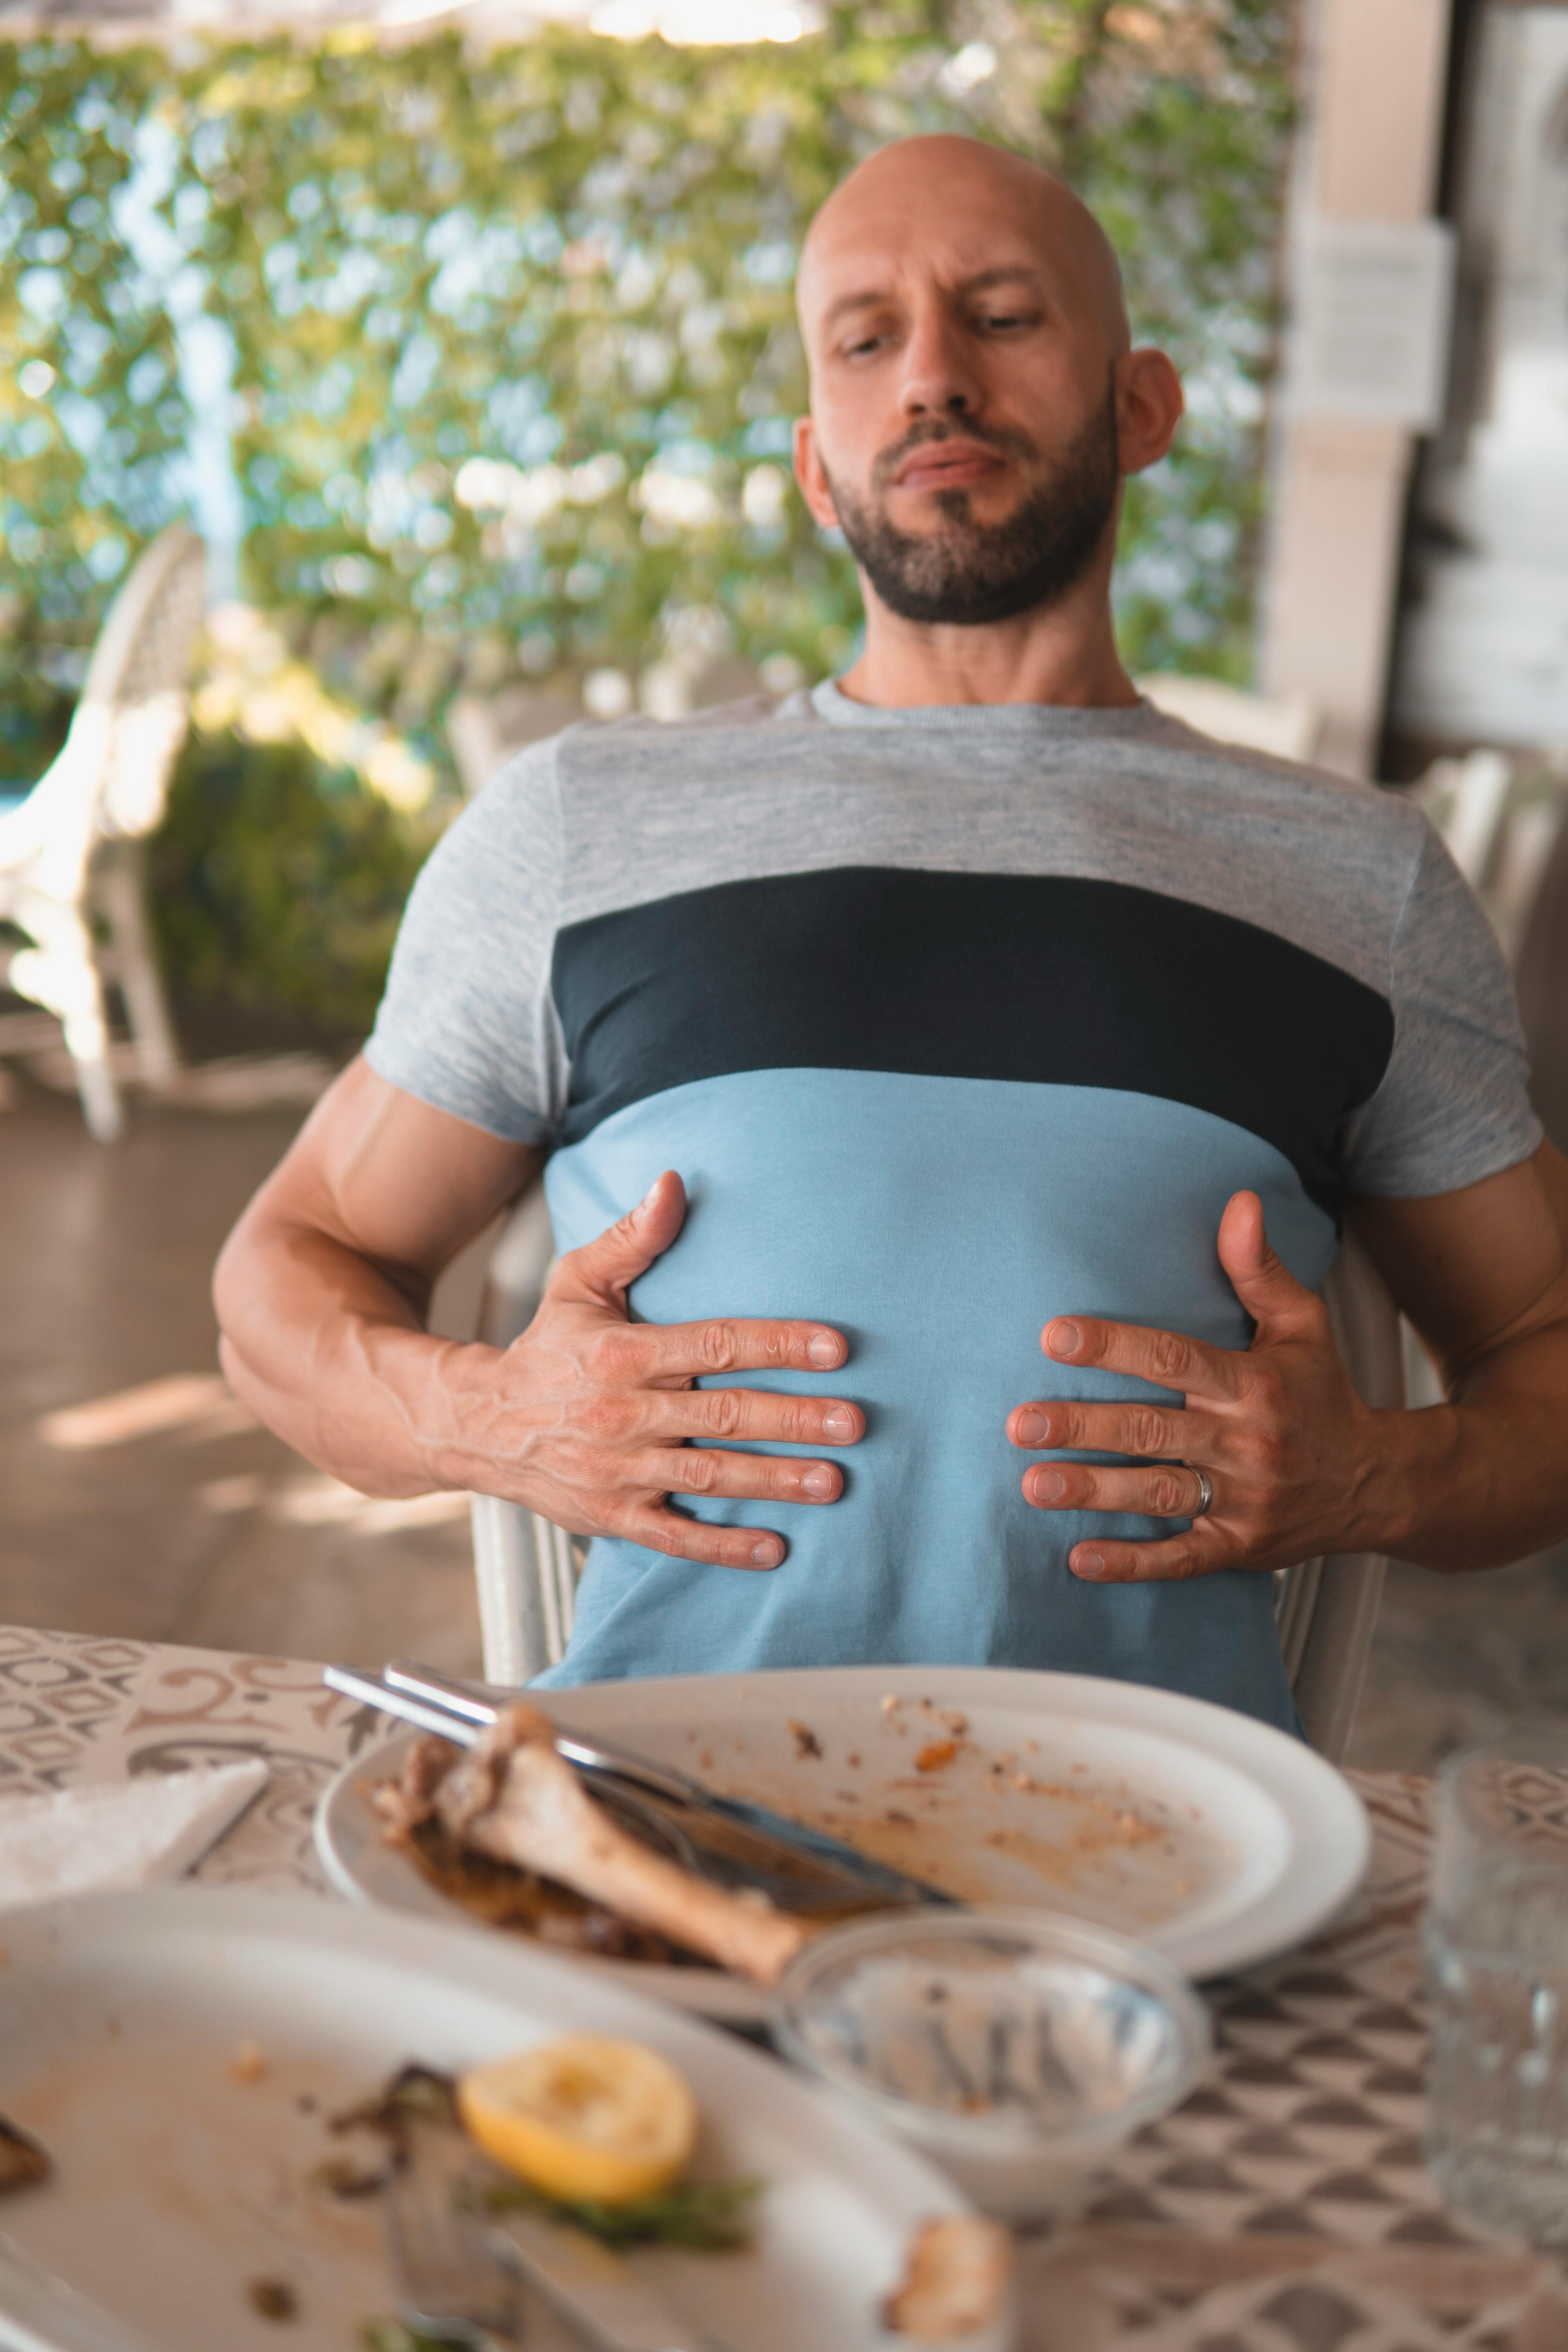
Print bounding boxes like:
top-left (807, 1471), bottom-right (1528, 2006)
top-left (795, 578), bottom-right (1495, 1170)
top-left (384, 2128), bottom-right (525, 2348)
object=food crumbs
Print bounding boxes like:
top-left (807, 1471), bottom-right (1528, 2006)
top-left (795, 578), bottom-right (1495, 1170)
top-left (1010, 1771), bottom-right (1036, 1793)
top-left (310, 2156), bottom-right (385, 2200)
top-left (231, 2039), bottom-right (267, 2084)
top-left (915, 1741), bottom-right (959, 1773)
top-left (886, 1808), bottom-right (916, 1826)
top-left (835, 1789), bottom-right (858, 1803)
top-left (941, 1711), bottom-right (968, 1735)
top-left (846, 1751), bottom-right (861, 1769)
top-left (245, 2279), bottom-right (298, 2323)
top-left (698, 1749), bottom-right (715, 1769)
top-left (880, 1695), bottom-right (902, 1716)
top-left (786, 1720), bottom-right (823, 1760)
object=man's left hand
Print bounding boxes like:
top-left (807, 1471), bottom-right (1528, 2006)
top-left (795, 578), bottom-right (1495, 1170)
top-left (1008, 1190), bottom-right (1378, 1582)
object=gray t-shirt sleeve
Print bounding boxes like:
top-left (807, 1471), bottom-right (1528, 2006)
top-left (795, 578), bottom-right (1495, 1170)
top-left (1340, 816), bottom-right (1542, 1198)
top-left (364, 737), bottom-right (568, 1143)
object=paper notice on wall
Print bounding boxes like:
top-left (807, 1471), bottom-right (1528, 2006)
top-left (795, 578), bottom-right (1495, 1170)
top-left (1290, 217), bottom-right (1457, 431)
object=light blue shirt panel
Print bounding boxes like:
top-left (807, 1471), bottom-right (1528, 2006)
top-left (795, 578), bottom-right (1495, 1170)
top-left (535, 1071), bottom-right (1337, 1729)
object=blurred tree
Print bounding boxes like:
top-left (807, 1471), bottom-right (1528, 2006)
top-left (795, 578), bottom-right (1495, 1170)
top-left (0, 2), bottom-right (1294, 1020)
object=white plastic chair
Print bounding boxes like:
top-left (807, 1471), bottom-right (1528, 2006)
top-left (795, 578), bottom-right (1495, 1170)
top-left (1136, 674), bottom-right (1324, 765)
top-left (1277, 1227), bottom-right (1404, 1761)
top-left (468, 1193), bottom-right (1401, 1759)
top-left (469, 1183), bottom-right (582, 1686)
top-left (0, 524), bottom-right (207, 1140)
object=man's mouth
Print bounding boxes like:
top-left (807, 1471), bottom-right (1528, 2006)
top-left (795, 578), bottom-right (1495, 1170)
top-left (890, 439), bottom-right (1009, 493)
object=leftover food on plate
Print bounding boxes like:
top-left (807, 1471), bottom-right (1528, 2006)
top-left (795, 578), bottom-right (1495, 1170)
top-left (369, 1703), bottom-right (812, 1984)
top-left (336, 2049), bottom-right (760, 2253)
top-left (244, 2275), bottom-right (299, 2324)
top-left (361, 1690), bottom-right (1234, 1986)
top-left (0, 2112), bottom-right (50, 2196)
top-left (881, 2215), bottom-right (1013, 2341)
top-left (457, 2033), bottom-right (697, 2205)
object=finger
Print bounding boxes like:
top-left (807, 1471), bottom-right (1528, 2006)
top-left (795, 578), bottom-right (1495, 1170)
top-left (1217, 1191), bottom-right (1329, 1343)
top-left (1008, 1396), bottom-right (1203, 1458)
top-left (648, 1445), bottom-right (845, 1505)
top-left (1066, 1534), bottom-right (1222, 1584)
top-left (1041, 1312), bottom-right (1240, 1398)
top-left (1023, 1460), bottom-right (1208, 1518)
top-left (622, 1504), bottom-right (787, 1572)
top-left (650, 1316), bottom-right (848, 1379)
top-left (549, 1171), bottom-right (687, 1312)
top-left (660, 1388), bottom-right (864, 1448)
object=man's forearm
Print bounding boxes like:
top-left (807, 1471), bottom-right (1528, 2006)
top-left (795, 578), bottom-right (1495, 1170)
top-left (1359, 1325), bottom-right (1568, 1571)
top-left (216, 1212), bottom-right (496, 1499)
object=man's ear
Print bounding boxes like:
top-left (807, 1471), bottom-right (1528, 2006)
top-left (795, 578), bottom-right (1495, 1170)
top-left (793, 416), bottom-right (842, 532)
top-left (1115, 348), bottom-right (1185, 477)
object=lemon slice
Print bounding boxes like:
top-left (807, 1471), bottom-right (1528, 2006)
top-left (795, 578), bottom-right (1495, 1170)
top-left (457, 2034), bottom-right (699, 2205)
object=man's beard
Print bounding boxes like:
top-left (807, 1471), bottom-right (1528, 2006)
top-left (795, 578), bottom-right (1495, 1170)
top-left (824, 387), bottom-right (1121, 628)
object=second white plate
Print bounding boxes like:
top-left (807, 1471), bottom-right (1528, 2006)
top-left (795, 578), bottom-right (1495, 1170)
top-left (317, 1665), bottom-right (1369, 2022)
top-left (0, 1885), bottom-right (987, 2352)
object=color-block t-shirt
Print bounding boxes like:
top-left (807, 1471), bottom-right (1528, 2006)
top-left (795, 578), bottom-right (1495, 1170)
top-left (367, 686), bottom-right (1541, 1729)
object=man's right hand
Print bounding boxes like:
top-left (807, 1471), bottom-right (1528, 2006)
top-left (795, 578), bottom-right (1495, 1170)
top-left (473, 1169), bottom-right (862, 1570)
top-left (214, 1063), bottom-right (859, 1572)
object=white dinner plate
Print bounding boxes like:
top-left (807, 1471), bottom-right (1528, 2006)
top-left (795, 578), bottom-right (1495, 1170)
top-left (0, 1884), bottom-right (996, 2352)
top-left (317, 1664), bottom-right (1369, 2023)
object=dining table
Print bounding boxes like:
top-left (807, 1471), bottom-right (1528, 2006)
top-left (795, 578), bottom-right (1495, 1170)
top-left (1, 1619), bottom-right (1564, 2352)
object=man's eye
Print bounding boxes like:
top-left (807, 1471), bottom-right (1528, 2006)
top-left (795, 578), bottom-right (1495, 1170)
top-left (980, 312), bottom-right (1034, 332)
top-left (843, 334), bottom-right (887, 359)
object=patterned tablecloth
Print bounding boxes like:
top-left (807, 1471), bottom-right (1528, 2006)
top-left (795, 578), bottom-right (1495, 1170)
top-left (1, 1622), bottom-right (1564, 2352)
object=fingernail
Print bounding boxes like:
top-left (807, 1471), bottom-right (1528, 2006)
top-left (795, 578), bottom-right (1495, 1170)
top-left (1047, 1319), bottom-right (1082, 1357)
top-left (1014, 1407), bottom-right (1049, 1445)
top-left (808, 1331), bottom-right (840, 1366)
top-left (751, 1537), bottom-right (784, 1567)
top-left (1032, 1469), bottom-right (1065, 1503)
top-left (640, 1178), bottom-right (661, 1209)
top-left (1075, 1549), bottom-right (1105, 1578)
top-left (822, 1406), bottom-right (855, 1441)
top-left (802, 1466), bottom-right (835, 1498)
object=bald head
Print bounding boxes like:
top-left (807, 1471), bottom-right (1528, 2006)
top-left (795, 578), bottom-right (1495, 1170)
top-left (798, 136), bottom-right (1130, 363)
top-left (789, 132), bottom-right (1183, 649)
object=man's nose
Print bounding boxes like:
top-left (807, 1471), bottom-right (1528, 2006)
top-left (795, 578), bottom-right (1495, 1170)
top-left (898, 305), bottom-right (984, 421)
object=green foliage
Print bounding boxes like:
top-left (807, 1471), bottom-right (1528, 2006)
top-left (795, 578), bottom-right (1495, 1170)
top-left (0, 42), bottom-right (186, 777)
top-left (1, 4), bottom-right (1295, 1009)
top-left (147, 723), bottom-right (435, 1029)
top-left (478, 2169), bottom-right (761, 2250)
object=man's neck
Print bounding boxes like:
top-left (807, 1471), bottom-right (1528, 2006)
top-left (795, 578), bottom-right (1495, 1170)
top-left (833, 578), bottom-right (1139, 712)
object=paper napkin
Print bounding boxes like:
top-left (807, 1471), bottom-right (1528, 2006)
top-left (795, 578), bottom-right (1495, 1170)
top-left (0, 1759), bottom-right (269, 1914)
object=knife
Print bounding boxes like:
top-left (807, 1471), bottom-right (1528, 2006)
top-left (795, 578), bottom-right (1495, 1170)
top-left (487, 2205), bottom-right (739, 2352)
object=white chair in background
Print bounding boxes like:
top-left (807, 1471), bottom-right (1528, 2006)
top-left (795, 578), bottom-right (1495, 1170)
top-left (446, 684), bottom-right (585, 798)
top-left (0, 525), bottom-right (207, 1140)
top-left (467, 1190), bottom-right (1402, 1761)
top-left (1277, 1227), bottom-right (1405, 1762)
top-left (1136, 674), bottom-right (1324, 764)
top-left (468, 1183), bottom-right (581, 1685)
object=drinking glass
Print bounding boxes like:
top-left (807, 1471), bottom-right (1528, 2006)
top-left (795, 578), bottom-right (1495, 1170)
top-left (1423, 1725), bottom-right (1568, 2244)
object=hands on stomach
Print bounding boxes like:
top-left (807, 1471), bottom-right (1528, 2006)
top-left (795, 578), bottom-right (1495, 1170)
top-left (489, 1170), bottom-right (863, 1571)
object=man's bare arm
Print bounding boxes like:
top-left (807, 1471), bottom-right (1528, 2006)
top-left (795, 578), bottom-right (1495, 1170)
top-left (214, 1057), bottom-right (862, 1570)
top-left (1005, 1142), bottom-right (1568, 1581)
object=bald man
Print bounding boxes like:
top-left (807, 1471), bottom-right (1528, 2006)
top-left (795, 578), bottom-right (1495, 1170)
top-left (216, 137), bottom-right (1568, 1732)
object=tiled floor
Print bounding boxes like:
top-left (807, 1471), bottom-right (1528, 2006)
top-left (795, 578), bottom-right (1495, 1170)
top-left (0, 1060), bottom-right (487, 1679)
top-left (1, 1053), bottom-right (1561, 1769)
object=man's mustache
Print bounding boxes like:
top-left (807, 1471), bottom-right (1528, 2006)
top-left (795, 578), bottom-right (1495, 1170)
top-left (870, 419), bottom-right (1040, 492)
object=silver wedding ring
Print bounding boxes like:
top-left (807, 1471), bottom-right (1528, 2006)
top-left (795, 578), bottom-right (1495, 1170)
top-left (1189, 1467), bottom-right (1213, 1519)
